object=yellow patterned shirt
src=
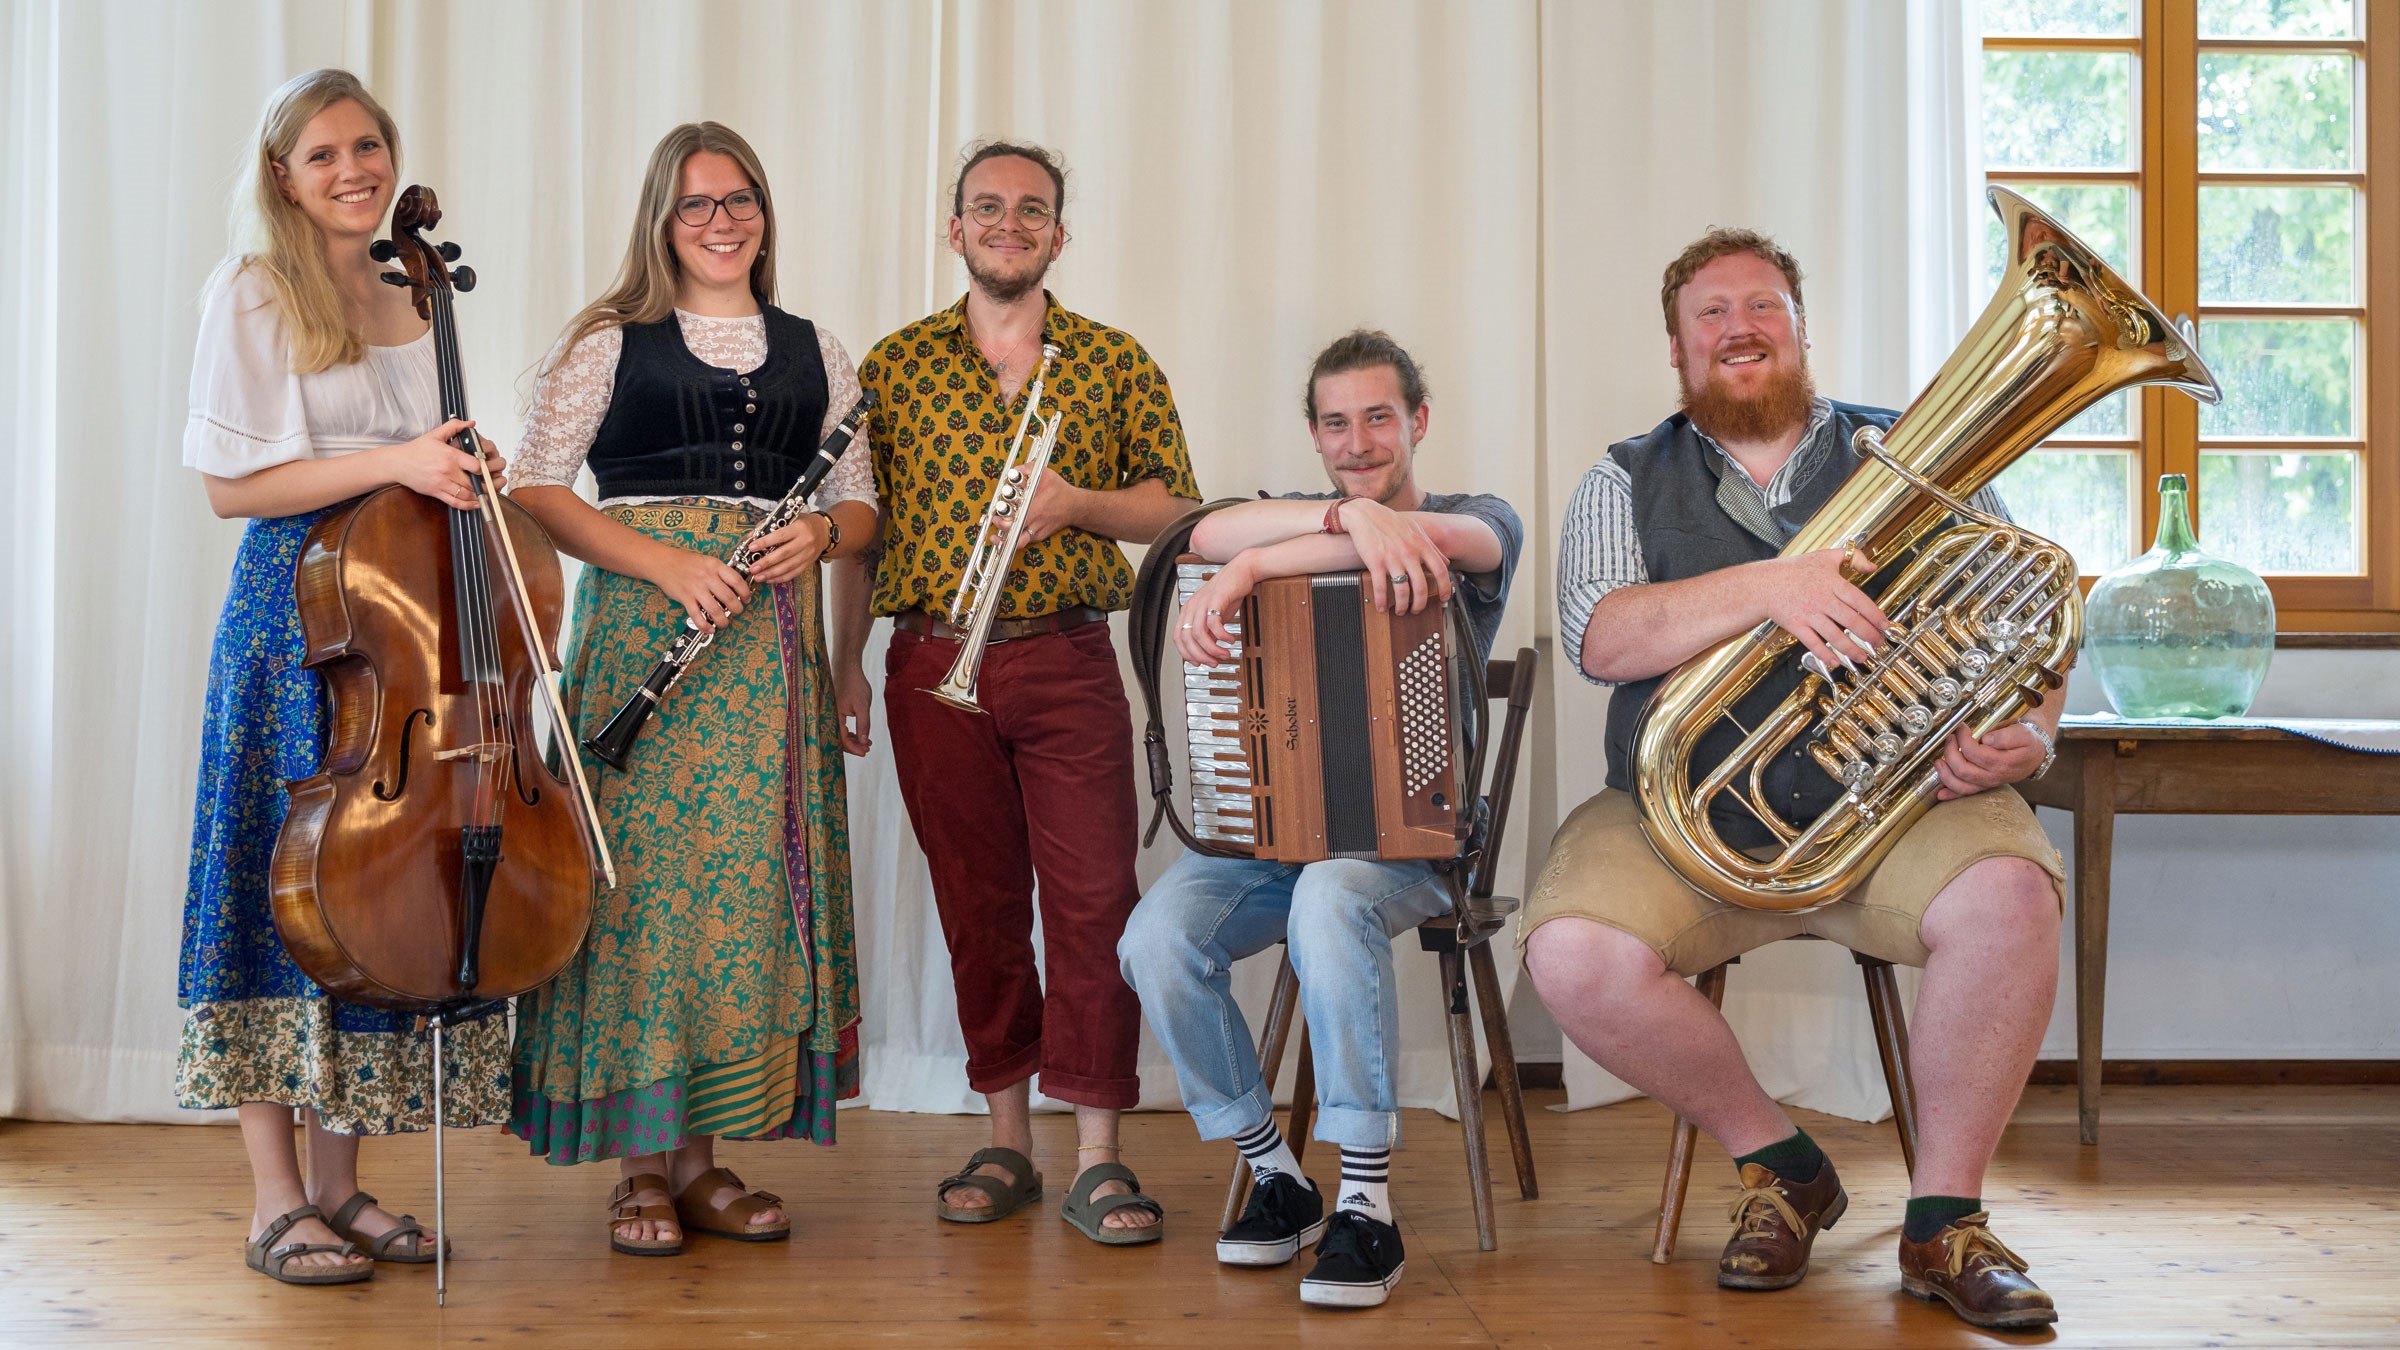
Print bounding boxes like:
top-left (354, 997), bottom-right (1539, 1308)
top-left (859, 291), bottom-right (1200, 618)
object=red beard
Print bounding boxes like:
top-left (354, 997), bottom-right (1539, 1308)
top-left (1681, 347), bottom-right (1817, 445)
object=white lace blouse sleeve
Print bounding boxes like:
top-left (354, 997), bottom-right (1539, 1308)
top-left (814, 328), bottom-right (876, 512)
top-left (513, 324), bottom-right (625, 492)
top-left (183, 264), bottom-right (314, 476)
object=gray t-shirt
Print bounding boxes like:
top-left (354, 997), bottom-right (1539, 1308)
top-left (1279, 490), bottom-right (1523, 666)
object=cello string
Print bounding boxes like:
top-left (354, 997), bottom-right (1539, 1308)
top-left (434, 287), bottom-right (503, 830)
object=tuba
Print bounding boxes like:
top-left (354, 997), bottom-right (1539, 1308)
top-left (1633, 186), bottom-right (2221, 912)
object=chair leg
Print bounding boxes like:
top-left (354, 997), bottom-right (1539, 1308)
top-left (1652, 960), bottom-right (1732, 1264)
top-left (1856, 954), bottom-right (1919, 1177)
top-left (1441, 944), bottom-right (1499, 1251)
top-left (1221, 955), bottom-right (1304, 1234)
top-left (1289, 1028), bottom-right (1316, 1168)
top-left (1467, 940), bottom-right (1538, 1200)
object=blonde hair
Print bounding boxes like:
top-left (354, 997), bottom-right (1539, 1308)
top-left (546, 122), bottom-right (780, 373)
top-left (231, 69), bottom-right (404, 374)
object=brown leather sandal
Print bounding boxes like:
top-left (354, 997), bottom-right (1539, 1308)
top-left (673, 1166), bottom-right (791, 1242)
top-left (607, 1172), bottom-right (684, 1256)
top-left (245, 1205), bottom-right (373, 1286)
top-left (325, 1190), bottom-right (445, 1264)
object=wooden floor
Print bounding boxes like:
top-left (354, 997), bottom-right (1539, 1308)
top-left (4, 1085), bottom-right (2396, 1347)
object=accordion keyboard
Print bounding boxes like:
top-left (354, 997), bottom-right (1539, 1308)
top-left (1178, 563), bottom-right (1258, 847)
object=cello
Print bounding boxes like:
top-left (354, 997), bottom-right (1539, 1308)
top-left (268, 184), bottom-right (614, 1302)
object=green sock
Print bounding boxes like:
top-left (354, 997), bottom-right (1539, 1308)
top-left (1903, 1195), bottom-right (1981, 1243)
top-left (1733, 1128), bottom-right (1825, 1183)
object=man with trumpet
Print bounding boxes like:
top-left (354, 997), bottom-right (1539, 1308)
top-left (1526, 228), bottom-right (2068, 1330)
top-left (837, 140), bottom-right (1199, 1242)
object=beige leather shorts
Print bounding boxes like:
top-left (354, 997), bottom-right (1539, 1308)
top-left (1519, 787), bottom-right (2064, 974)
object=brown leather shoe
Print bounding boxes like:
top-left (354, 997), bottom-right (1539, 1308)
top-left (1716, 1158), bottom-right (1848, 1290)
top-left (1899, 1211), bottom-right (2057, 1329)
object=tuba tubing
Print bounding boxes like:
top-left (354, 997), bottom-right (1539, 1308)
top-left (1631, 186), bottom-right (2221, 912)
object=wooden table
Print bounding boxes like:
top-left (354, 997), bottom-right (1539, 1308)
top-left (2016, 715), bottom-right (2400, 1144)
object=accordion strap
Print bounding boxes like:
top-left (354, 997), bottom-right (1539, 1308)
top-left (1130, 498), bottom-right (1252, 857)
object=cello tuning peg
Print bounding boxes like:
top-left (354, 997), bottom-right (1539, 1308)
top-left (369, 239), bottom-right (398, 262)
top-left (379, 271), bottom-right (413, 288)
top-left (450, 265), bottom-right (477, 292)
top-left (438, 241), bottom-right (461, 262)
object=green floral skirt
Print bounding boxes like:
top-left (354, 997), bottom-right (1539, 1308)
top-left (508, 500), bottom-right (860, 1163)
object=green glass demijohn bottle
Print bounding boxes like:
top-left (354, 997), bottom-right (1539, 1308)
top-left (2081, 473), bottom-right (2274, 718)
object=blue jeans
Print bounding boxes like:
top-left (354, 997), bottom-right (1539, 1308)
top-left (1118, 851), bottom-right (1454, 1149)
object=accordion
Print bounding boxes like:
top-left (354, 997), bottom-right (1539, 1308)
top-left (1177, 560), bottom-right (1475, 861)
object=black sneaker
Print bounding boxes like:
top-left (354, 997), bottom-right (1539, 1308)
top-left (1299, 1209), bottom-right (1406, 1308)
top-left (1216, 1172), bottom-right (1326, 1266)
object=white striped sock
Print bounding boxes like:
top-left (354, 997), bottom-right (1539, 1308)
top-left (1337, 1146), bottom-right (1391, 1219)
top-left (1234, 1119), bottom-right (1300, 1182)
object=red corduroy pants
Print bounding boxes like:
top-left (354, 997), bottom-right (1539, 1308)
top-left (883, 621), bottom-right (1142, 1109)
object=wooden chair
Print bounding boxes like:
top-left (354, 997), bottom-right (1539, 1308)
top-left (1650, 939), bottom-right (1920, 1262)
top-left (1219, 648), bottom-right (1543, 1253)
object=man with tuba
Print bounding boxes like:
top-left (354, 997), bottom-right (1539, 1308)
top-left (1119, 330), bottom-right (1521, 1308)
top-left (835, 140), bottom-right (1200, 1242)
top-left (1525, 229), bottom-right (2065, 1330)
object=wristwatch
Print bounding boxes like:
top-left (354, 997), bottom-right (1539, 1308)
top-left (813, 510), bottom-right (841, 555)
top-left (2016, 716), bottom-right (2057, 780)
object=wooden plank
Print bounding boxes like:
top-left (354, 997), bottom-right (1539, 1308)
top-left (2029, 1059), bottom-right (2400, 1085)
top-left (4, 1088), bottom-right (2396, 1347)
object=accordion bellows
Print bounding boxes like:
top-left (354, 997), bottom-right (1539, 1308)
top-left (1180, 560), bottom-right (1470, 861)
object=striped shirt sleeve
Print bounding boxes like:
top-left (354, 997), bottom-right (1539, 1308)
top-left (1557, 457), bottom-right (1648, 687)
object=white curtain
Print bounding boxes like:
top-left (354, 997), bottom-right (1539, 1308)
top-left (0, 0), bottom-right (1542, 1125)
top-left (1537, 0), bottom-right (1983, 1120)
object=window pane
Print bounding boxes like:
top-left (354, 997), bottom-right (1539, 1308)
top-left (2199, 185), bottom-right (2356, 303)
top-left (2197, 53), bottom-right (2356, 172)
top-left (1983, 183), bottom-right (2133, 298)
top-left (1983, 0), bottom-right (2133, 35)
top-left (2199, 318), bottom-right (2356, 437)
top-left (2198, 450), bottom-right (2361, 574)
top-left (2062, 390), bottom-right (2130, 437)
top-left (2198, 0), bottom-right (2358, 39)
top-left (1995, 449), bottom-right (2136, 575)
top-left (1983, 51), bottom-right (2133, 169)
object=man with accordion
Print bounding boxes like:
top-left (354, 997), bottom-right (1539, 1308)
top-left (1119, 330), bottom-right (1520, 1310)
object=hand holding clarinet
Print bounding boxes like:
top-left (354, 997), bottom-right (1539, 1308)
top-left (584, 392), bottom-right (875, 771)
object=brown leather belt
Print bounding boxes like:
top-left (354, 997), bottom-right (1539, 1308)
top-left (893, 605), bottom-right (1106, 645)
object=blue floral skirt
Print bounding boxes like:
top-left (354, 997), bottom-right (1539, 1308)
top-left (175, 509), bottom-right (508, 1135)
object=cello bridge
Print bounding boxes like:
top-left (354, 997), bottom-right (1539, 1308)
top-left (434, 742), bottom-right (510, 764)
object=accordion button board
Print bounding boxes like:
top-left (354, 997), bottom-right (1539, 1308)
top-left (1179, 559), bottom-right (1467, 862)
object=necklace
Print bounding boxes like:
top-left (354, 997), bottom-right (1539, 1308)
top-left (969, 312), bottom-right (1038, 383)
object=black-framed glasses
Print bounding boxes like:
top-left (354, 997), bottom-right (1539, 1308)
top-left (675, 189), bottom-right (763, 228)
top-left (964, 200), bottom-right (1057, 232)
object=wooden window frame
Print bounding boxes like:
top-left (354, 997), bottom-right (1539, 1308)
top-left (1985, 2), bottom-right (2400, 635)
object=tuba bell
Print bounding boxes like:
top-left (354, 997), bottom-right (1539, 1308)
top-left (1633, 186), bottom-right (2221, 912)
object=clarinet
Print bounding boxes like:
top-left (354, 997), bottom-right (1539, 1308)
top-left (583, 392), bottom-right (875, 771)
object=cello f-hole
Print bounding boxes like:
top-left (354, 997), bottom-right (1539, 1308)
top-left (374, 707), bottom-right (435, 801)
top-left (506, 714), bottom-right (542, 808)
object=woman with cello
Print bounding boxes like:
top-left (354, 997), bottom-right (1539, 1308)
top-left (506, 122), bottom-right (874, 1256)
top-left (178, 69), bottom-right (508, 1286)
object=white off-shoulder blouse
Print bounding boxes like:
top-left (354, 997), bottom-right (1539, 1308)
top-left (513, 311), bottom-right (875, 513)
top-left (183, 262), bottom-right (440, 478)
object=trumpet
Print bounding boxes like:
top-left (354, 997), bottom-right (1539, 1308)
top-left (923, 343), bottom-right (1064, 714)
top-left (582, 392), bottom-right (875, 771)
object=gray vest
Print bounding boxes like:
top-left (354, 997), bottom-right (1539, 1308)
top-left (1599, 402), bottom-right (1898, 851)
